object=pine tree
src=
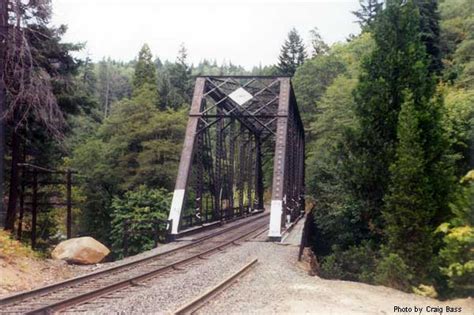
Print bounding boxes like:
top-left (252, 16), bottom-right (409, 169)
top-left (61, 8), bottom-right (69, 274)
top-left (352, 0), bottom-right (383, 30)
top-left (133, 44), bottom-right (157, 91)
top-left (277, 28), bottom-right (306, 76)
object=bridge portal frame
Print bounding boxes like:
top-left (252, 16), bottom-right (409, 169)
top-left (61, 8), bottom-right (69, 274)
top-left (168, 76), bottom-right (305, 240)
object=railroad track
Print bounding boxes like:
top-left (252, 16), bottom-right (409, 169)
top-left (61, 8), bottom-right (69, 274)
top-left (0, 214), bottom-right (269, 314)
top-left (173, 258), bottom-right (258, 314)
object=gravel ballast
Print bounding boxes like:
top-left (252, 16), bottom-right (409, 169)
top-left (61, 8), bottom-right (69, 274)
top-left (65, 223), bottom-right (473, 314)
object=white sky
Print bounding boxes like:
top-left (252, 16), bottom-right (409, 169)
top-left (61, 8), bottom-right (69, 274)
top-left (51, 0), bottom-right (361, 69)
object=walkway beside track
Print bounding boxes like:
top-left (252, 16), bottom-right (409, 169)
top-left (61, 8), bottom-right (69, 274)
top-left (281, 215), bottom-right (305, 246)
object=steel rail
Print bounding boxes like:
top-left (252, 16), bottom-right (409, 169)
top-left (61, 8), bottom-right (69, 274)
top-left (23, 222), bottom-right (268, 315)
top-left (173, 258), bottom-right (258, 315)
top-left (0, 213), bottom-right (269, 308)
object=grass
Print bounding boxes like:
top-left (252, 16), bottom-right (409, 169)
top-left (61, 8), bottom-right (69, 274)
top-left (0, 230), bottom-right (37, 263)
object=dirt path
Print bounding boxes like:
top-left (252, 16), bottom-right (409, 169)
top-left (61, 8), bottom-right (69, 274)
top-left (197, 241), bottom-right (473, 315)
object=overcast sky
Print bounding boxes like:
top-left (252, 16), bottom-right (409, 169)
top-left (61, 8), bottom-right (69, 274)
top-left (51, 0), bottom-right (361, 69)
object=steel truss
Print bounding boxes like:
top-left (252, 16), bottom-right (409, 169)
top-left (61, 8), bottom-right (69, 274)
top-left (168, 76), bottom-right (305, 239)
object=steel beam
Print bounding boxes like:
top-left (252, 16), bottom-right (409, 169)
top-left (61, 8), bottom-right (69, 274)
top-left (168, 78), bottom-right (206, 234)
top-left (268, 78), bottom-right (290, 239)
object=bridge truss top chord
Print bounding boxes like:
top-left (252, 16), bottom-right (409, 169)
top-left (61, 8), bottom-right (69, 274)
top-left (168, 76), bottom-right (305, 239)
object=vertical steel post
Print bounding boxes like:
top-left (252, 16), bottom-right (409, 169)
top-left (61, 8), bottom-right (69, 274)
top-left (255, 136), bottom-right (264, 210)
top-left (123, 219), bottom-right (129, 257)
top-left (17, 164), bottom-right (25, 239)
top-left (228, 119), bottom-right (235, 216)
top-left (238, 126), bottom-right (245, 215)
top-left (269, 78), bottom-right (291, 239)
top-left (153, 220), bottom-right (159, 248)
top-left (168, 78), bottom-right (206, 235)
top-left (31, 169), bottom-right (37, 249)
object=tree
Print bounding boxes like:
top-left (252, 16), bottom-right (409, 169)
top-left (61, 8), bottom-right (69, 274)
top-left (277, 28), bottom-right (306, 76)
top-left (110, 186), bottom-right (170, 258)
top-left (72, 86), bottom-right (186, 243)
top-left (97, 58), bottom-right (132, 118)
top-left (133, 44), bottom-right (157, 91)
top-left (303, 33), bottom-right (374, 257)
top-left (352, 0), bottom-right (383, 30)
top-left (383, 93), bottom-right (436, 276)
top-left (2, 0), bottom-right (80, 230)
top-left (309, 27), bottom-right (329, 57)
top-left (293, 54), bottom-right (346, 126)
top-left (415, 0), bottom-right (443, 74)
top-left (80, 57), bottom-right (97, 97)
top-left (347, 0), bottom-right (440, 239)
top-left (157, 44), bottom-right (193, 109)
top-left (0, 0), bottom-right (7, 227)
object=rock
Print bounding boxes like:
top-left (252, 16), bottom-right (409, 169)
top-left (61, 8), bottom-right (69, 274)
top-left (51, 237), bottom-right (110, 265)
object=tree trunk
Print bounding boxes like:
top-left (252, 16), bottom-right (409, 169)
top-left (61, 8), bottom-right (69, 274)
top-left (0, 0), bottom-right (8, 228)
top-left (5, 127), bottom-right (20, 230)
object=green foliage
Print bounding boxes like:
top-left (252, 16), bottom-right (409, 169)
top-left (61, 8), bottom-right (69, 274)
top-left (442, 86), bottom-right (474, 176)
top-left (99, 94), bottom-right (186, 191)
top-left (96, 58), bottom-right (133, 118)
top-left (309, 27), bottom-right (329, 57)
top-left (133, 44), bottom-right (158, 91)
top-left (320, 243), bottom-right (378, 283)
top-left (304, 34), bottom-right (374, 258)
top-left (439, 0), bottom-right (474, 84)
top-left (374, 253), bottom-right (413, 292)
top-left (415, 0), bottom-right (443, 74)
top-left (110, 186), bottom-right (171, 258)
top-left (72, 83), bottom-right (186, 244)
top-left (304, 0), bottom-right (470, 298)
top-left (293, 54), bottom-right (346, 126)
top-left (277, 28), bottom-right (306, 76)
top-left (435, 171), bottom-right (474, 297)
top-left (383, 93), bottom-right (436, 276)
top-left (352, 0), bottom-right (383, 30)
top-left (347, 0), bottom-right (448, 246)
top-left (437, 224), bottom-right (474, 297)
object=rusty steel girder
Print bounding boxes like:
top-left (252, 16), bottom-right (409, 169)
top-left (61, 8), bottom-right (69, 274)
top-left (168, 76), bottom-right (305, 239)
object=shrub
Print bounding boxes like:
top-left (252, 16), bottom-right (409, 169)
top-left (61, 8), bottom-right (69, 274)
top-left (413, 284), bottom-right (438, 299)
top-left (320, 243), bottom-right (378, 283)
top-left (110, 186), bottom-right (171, 258)
top-left (374, 253), bottom-right (413, 292)
top-left (437, 224), bottom-right (474, 297)
top-left (436, 171), bottom-right (474, 298)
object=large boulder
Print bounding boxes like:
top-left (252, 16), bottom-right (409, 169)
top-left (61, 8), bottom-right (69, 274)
top-left (51, 237), bottom-right (110, 265)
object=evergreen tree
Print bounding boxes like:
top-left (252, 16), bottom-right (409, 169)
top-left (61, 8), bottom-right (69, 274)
top-left (348, 0), bottom-right (439, 239)
top-left (157, 44), bottom-right (192, 109)
top-left (383, 93), bottom-right (435, 276)
top-left (80, 57), bottom-right (97, 97)
top-left (133, 44), bottom-right (157, 90)
top-left (277, 28), bottom-right (306, 76)
top-left (414, 0), bottom-right (443, 74)
top-left (352, 0), bottom-right (383, 30)
top-left (2, 0), bottom-right (81, 230)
